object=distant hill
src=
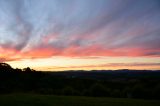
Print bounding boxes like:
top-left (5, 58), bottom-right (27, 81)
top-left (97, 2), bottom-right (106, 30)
top-left (0, 62), bottom-right (160, 99)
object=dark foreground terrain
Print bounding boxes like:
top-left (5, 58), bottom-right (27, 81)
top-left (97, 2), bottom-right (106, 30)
top-left (0, 94), bottom-right (160, 106)
top-left (0, 63), bottom-right (160, 100)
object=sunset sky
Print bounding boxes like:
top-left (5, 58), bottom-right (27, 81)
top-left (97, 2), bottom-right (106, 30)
top-left (0, 0), bottom-right (160, 71)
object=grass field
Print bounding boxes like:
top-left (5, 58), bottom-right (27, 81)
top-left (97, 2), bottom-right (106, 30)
top-left (0, 94), bottom-right (159, 106)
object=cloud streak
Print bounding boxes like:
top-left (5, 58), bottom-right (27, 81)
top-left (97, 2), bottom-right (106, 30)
top-left (40, 63), bottom-right (160, 71)
top-left (0, 0), bottom-right (160, 63)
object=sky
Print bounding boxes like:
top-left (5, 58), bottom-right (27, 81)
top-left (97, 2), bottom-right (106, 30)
top-left (0, 0), bottom-right (160, 71)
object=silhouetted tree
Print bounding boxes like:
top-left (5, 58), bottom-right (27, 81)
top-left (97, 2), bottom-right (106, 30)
top-left (0, 63), bottom-right (13, 72)
top-left (14, 68), bottom-right (22, 72)
top-left (23, 67), bottom-right (32, 72)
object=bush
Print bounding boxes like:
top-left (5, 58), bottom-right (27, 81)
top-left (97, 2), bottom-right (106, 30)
top-left (89, 83), bottom-right (110, 97)
top-left (153, 84), bottom-right (160, 99)
top-left (111, 89), bottom-right (121, 98)
top-left (62, 86), bottom-right (79, 96)
top-left (131, 84), bottom-right (148, 99)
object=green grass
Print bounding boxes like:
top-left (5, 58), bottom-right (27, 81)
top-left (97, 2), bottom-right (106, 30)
top-left (0, 94), bottom-right (159, 106)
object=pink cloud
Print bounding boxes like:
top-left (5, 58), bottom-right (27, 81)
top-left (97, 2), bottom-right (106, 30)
top-left (0, 43), bottom-right (160, 63)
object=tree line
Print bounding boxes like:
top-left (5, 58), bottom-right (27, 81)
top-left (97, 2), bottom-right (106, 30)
top-left (0, 63), bottom-right (160, 99)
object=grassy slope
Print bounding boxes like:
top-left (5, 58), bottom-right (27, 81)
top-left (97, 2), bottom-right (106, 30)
top-left (0, 94), bottom-right (159, 106)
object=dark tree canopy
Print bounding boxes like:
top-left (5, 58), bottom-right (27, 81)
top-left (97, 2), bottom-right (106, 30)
top-left (0, 63), bottom-right (13, 72)
top-left (0, 62), bottom-right (160, 100)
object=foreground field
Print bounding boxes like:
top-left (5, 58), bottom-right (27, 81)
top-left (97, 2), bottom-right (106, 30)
top-left (0, 94), bottom-right (159, 106)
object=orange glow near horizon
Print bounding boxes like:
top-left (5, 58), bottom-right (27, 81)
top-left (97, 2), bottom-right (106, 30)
top-left (6, 56), bottom-right (160, 71)
top-left (1, 46), bottom-right (160, 71)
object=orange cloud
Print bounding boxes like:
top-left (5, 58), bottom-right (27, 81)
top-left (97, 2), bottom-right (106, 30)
top-left (1, 43), bottom-right (160, 63)
top-left (61, 45), bottom-right (160, 57)
top-left (21, 47), bottom-right (61, 59)
top-left (0, 47), bottom-right (21, 62)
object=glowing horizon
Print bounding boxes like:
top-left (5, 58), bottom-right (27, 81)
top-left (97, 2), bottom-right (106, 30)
top-left (6, 56), bottom-right (160, 71)
top-left (0, 0), bottom-right (160, 71)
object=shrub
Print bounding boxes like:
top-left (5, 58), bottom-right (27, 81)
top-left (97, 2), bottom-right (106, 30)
top-left (89, 83), bottom-right (110, 97)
